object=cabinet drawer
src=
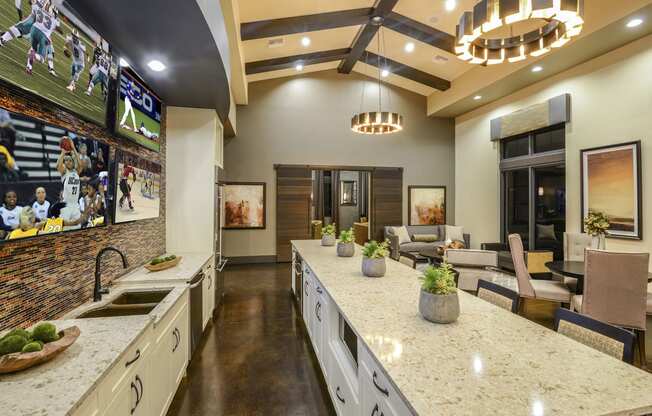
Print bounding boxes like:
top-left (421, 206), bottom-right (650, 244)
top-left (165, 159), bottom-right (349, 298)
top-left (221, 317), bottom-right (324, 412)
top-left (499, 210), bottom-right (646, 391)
top-left (71, 390), bottom-right (99, 416)
top-left (99, 327), bottom-right (152, 407)
top-left (359, 345), bottom-right (412, 416)
top-left (327, 342), bottom-right (359, 416)
top-left (155, 290), bottom-right (188, 339)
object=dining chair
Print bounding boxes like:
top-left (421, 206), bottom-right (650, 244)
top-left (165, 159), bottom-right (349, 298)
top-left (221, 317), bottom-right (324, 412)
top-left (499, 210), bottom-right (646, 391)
top-left (572, 249), bottom-right (649, 369)
top-left (557, 233), bottom-right (596, 291)
top-left (508, 234), bottom-right (572, 307)
top-left (476, 279), bottom-right (520, 313)
top-left (554, 308), bottom-right (635, 364)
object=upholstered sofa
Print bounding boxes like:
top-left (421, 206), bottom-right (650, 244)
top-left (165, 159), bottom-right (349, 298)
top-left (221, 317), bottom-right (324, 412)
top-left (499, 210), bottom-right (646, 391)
top-left (384, 225), bottom-right (470, 260)
top-left (444, 249), bottom-right (517, 292)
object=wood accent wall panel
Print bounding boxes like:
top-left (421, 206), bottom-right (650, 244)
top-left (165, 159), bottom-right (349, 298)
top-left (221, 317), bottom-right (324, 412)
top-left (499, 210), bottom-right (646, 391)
top-left (276, 167), bottom-right (312, 262)
top-left (371, 168), bottom-right (403, 241)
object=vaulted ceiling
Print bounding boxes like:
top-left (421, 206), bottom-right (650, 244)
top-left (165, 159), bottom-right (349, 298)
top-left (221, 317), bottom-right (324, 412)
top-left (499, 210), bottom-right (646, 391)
top-left (224, 0), bottom-right (652, 117)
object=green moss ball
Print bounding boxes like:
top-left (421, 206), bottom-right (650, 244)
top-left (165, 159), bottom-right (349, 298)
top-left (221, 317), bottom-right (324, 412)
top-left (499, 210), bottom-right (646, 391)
top-left (151, 258), bottom-right (162, 265)
top-left (21, 341), bottom-right (43, 353)
top-left (0, 335), bottom-right (28, 355)
top-left (168, 255), bottom-right (176, 260)
top-left (31, 323), bottom-right (58, 343)
top-left (2, 328), bottom-right (31, 341)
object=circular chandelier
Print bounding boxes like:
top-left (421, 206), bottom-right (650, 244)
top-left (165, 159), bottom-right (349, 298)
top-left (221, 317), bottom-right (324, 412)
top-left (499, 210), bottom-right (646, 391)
top-left (455, 0), bottom-right (584, 65)
top-left (351, 27), bottom-right (403, 135)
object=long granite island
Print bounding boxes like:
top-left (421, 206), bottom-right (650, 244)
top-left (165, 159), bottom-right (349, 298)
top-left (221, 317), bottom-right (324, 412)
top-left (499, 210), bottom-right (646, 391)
top-left (291, 240), bottom-right (652, 416)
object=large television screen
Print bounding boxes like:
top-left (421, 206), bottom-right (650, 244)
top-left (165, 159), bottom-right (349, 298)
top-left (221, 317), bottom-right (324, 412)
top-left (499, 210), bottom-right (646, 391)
top-left (113, 149), bottom-right (160, 223)
top-left (0, 106), bottom-right (112, 241)
top-left (114, 68), bottom-right (162, 152)
top-left (0, 0), bottom-right (114, 125)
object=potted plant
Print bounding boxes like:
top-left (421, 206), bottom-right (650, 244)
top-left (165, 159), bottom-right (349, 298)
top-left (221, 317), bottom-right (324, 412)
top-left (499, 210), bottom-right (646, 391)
top-left (361, 240), bottom-right (389, 277)
top-left (418, 263), bottom-right (459, 324)
top-left (321, 223), bottom-right (336, 246)
top-left (337, 228), bottom-right (355, 257)
top-left (584, 211), bottom-right (610, 249)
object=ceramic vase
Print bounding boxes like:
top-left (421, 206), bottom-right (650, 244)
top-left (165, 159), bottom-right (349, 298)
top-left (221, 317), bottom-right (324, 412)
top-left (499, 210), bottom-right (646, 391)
top-left (321, 234), bottom-right (336, 247)
top-left (362, 257), bottom-right (386, 277)
top-left (418, 290), bottom-right (460, 324)
top-left (337, 242), bottom-right (355, 257)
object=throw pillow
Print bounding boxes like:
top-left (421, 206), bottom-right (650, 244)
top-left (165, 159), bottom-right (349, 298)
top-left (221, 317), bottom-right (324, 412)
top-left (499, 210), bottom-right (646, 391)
top-left (445, 225), bottom-right (464, 243)
top-left (392, 226), bottom-right (412, 245)
top-left (536, 224), bottom-right (557, 240)
top-left (412, 234), bottom-right (439, 243)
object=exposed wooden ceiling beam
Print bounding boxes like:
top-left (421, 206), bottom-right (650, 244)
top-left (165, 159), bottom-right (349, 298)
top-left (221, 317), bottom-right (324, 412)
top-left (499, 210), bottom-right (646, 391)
top-left (241, 8), bottom-right (373, 41)
top-left (245, 48), bottom-right (351, 75)
top-left (338, 0), bottom-right (400, 74)
top-left (361, 51), bottom-right (451, 91)
top-left (383, 12), bottom-right (456, 54)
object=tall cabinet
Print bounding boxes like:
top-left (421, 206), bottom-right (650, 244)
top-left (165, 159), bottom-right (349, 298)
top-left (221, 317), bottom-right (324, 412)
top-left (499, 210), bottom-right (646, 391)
top-left (165, 107), bottom-right (224, 311)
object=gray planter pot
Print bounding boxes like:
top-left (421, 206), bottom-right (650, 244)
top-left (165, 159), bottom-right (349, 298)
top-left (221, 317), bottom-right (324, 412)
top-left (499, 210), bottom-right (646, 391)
top-left (321, 234), bottom-right (336, 246)
top-left (337, 242), bottom-right (355, 257)
top-left (362, 257), bottom-right (386, 278)
top-left (419, 290), bottom-right (460, 324)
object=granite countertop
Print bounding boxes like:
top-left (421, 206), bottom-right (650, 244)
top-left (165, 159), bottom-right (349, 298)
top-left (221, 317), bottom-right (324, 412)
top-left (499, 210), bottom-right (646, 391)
top-left (293, 240), bottom-right (652, 416)
top-left (0, 316), bottom-right (151, 416)
top-left (118, 251), bottom-right (213, 284)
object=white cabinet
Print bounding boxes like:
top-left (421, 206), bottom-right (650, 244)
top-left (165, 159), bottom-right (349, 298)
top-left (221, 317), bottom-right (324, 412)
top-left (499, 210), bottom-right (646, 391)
top-left (302, 266), bottom-right (312, 331)
top-left (71, 391), bottom-right (99, 416)
top-left (103, 352), bottom-right (149, 416)
top-left (149, 294), bottom-right (190, 416)
top-left (327, 342), bottom-right (360, 416)
top-left (202, 261), bottom-right (215, 329)
top-left (311, 281), bottom-right (328, 374)
top-left (359, 348), bottom-right (412, 416)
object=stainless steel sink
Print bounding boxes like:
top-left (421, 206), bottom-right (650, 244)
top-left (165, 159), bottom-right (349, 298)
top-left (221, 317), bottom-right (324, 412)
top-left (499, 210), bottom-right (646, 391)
top-left (76, 289), bottom-right (171, 319)
top-left (77, 305), bottom-right (156, 318)
top-left (110, 290), bottom-right (171, 305)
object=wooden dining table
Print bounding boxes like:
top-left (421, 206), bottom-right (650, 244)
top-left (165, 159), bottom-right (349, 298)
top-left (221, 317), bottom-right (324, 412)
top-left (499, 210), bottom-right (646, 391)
top-left (546, 260), bottom-right (652, 295)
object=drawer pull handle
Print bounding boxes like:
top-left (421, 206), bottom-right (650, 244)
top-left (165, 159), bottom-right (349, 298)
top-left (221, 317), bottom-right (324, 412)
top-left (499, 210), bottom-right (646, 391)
top-left (315, 302), bottom-right (321, 322)
top-left (136, 375), bottom-right (144, 405)
top-left (130, 381), bottom-right (139, 414)
top-left (371, 403), bottom-right (384, 416)
top-left (172, 328), bottom-right (180, 352)
top-left (316, 286), bottom-right (323, 294)
top-left (336, 386), bottom-right (346, 404)
top-left (208, 276), bottom-right (212, 290)
top-left (304, 281), bottom-right (309, 296)
top-left (372, 371), bottom-right (389, 397)
top-left (125, 349), bottom-right (141, 367)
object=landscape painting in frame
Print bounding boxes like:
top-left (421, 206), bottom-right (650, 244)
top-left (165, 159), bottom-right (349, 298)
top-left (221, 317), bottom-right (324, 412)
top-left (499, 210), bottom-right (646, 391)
top-left (223, 182), bottom-right (265, 229)
top-left (408, 186), bottom-right (446, 226)
top-left (0, 0), bottom-right (114, 125)
top-left (581, 141), bottom-right (642, 239)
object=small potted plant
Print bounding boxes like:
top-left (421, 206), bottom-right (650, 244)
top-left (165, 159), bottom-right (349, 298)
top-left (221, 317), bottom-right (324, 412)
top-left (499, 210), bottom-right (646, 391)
top-left (337, 228), bottom-right (355, 257)
top-left (584, 210), bottom-right (610, 249)
top-left (361, 240), bottom-right (389, 277)
top-left (418, 263), bottom-right (459, 324)
top-left (321, 223), bottom-right (336, 246)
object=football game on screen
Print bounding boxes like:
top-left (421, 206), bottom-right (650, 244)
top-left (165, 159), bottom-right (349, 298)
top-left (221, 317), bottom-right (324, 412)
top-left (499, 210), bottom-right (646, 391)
top-left (0, 0), bottom-right (113, 125)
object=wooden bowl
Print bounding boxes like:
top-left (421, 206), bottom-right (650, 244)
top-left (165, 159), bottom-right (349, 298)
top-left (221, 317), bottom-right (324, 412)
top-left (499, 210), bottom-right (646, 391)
top-left (145, 256), bottom-right (182, 272)
top-left (0, 326), bottom-right (80, 374)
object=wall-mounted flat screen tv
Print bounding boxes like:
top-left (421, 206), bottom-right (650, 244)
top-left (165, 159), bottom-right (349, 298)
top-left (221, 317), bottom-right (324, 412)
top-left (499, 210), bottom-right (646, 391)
top-left (0, 106), bottom-right (111, 241)
top-left (0, 0), bottom-right (114, 126)
top-left (113, 149), bottom-right (160, 223)
top-left (114, 68), bottom-right (162, 152)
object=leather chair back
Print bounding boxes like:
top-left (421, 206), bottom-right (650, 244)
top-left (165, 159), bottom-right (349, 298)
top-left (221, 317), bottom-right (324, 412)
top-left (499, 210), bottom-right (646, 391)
top-left (563, 233), bottom-right (595, 261)
top-left (583, 249), bottom-right (649, 330)
top-left (508, 234), bottom-right (535, 297)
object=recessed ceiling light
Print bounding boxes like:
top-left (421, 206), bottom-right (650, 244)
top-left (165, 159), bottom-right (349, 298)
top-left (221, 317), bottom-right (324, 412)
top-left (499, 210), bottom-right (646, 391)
top-left (119, 57), bottom-right (129, 67)
top-left (301, 36), bottom-right (311, 47)
top-left (627, 18), bottom-right (643, 28)
top-left (532, 65), bottom-right (543, 73)
top-left (429, 16), bottom-right (439, 24)
top-left (147, 60), bottom-right (166, 72)
top-left (473, 95), bottom-right (482, 100)
top-left (445, 0), bottom-right (457, 11)
top-left (381, 68), bottom-right (390, 77)
top-left (404, 42), bottom-right (415, 53)
top-left (295, 63), bottom-right (304, 71)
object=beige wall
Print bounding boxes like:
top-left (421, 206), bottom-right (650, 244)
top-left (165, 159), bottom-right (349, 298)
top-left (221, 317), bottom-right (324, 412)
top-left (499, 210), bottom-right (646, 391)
top-left (455, 34), bottom-right (652, 268)
top-left (224, 70), bottom-right (455, 257)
